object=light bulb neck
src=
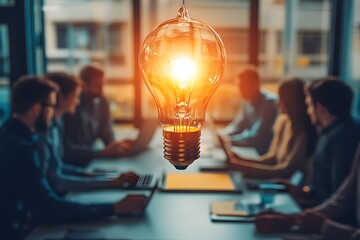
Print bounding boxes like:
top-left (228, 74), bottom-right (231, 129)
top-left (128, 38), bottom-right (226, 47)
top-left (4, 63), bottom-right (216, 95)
top-left (177, 2), bottom-right (190, 20)
top-left (163, 127), bottom-right (201, 170)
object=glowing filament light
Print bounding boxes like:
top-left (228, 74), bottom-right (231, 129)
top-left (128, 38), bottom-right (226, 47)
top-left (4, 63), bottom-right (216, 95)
top-left (170, 57), bottom-right (197, 89)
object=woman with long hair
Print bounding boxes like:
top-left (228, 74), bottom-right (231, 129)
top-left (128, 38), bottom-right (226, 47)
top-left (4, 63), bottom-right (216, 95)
top-left (228, 78), bottom-right (317, 179)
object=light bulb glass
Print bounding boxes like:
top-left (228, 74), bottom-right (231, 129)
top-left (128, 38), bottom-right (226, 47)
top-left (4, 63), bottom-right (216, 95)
top-left (139, 3), bottom-right (226, 169)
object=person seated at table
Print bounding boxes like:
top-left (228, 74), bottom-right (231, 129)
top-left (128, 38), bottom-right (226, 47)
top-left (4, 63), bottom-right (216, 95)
top-left (221, 65), bottom-right (278, 155)
top-left (268, 78), bottom-right (360, 208)
top-left (0, 76), bottom-right (147, 240)
top-left (36, 71), bottom-right (140, 193)
top-left (256, 144), bottom-right (360, 240)
top-left (228, 78), bottom-right (317, 180)
top-left (63, 64), bottom-right (135, 166)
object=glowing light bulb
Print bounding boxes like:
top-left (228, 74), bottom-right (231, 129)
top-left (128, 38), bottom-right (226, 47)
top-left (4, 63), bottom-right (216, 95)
top-left (139, 2), bottom-right (226, 170)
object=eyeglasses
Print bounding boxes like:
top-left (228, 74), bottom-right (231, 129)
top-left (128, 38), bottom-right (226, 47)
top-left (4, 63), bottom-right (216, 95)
top-left (41, 102), bottom-right (56, 109)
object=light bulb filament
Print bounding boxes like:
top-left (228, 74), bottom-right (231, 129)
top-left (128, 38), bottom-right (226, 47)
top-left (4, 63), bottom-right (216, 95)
top-left (170, 57), bottom-right (197, 89)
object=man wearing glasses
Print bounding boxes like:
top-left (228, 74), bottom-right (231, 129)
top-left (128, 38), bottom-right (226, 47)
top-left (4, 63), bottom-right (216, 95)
top-left (0, 76), bottom-right (147, 239)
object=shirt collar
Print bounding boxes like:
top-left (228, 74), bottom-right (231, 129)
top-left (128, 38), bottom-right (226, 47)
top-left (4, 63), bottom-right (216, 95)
top-left (10, 118), bottom-right (35, 140)
top-left (252, 92), bottom-right (266, 109)
top-left (320, 116), bottom-right (349, 135)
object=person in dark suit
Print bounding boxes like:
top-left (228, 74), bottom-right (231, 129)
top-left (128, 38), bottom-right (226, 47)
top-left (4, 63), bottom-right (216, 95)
top-left (0, 76), bottom-right (146, 239)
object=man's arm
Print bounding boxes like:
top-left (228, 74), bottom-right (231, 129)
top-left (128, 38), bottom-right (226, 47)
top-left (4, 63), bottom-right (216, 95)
top-left (308, 151), bottom-right (359, 239)
top-left (46, 151), bottom-right (113, 192)
top-left (222, 103), bottom-right (248, 136)
top-left (315, 151), bottom-right (358, 219)
top-left (229, 131), bottom-right (308, 179)
top-left (11, 146), bottom-right (114, 224)
top-left (321, 220), bottom-right (360, 240)
top-left (230, 100), bottom-right (278, 154)
top-left (330, 134), bottom-right (358, 193)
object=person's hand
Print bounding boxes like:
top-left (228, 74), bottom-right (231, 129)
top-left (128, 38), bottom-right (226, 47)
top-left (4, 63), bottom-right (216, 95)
top-left (296, 210), bottom-right (328, 233)
top-left (113, 194), bottom-right (148, 215)
top-left (83, 171), bottom-right (103, 177)
top-left (109, 171), bottom-right (139, 188)
top-left (121, 138), bottom-right (136, 146)
top-left (102, 140), bottom-right (133, 157)
top-left (255, 213), bottom-right (296, 233)
top-left (286, 184), bottom-right (305, 198)
top-left (271, 178), bottom-right (291, 187)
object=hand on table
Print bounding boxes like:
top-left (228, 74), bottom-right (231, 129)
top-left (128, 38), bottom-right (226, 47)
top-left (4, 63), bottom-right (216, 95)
top-left (114, 194), bottom-right (148, 215)
top-left (271, 178), bottom-right (291, 187)
top-left (102, 140), bottom-right (134, 157)
top-left (255, 212), bottom-right (296, 233)
top-left (109, 171), bottom-right (140, 188)
top-left (296, 209), bottom-right (328, 233)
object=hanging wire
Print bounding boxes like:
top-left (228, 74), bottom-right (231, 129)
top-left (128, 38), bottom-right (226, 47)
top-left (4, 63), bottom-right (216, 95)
top-left (178, 0), bottom-right (189, 19)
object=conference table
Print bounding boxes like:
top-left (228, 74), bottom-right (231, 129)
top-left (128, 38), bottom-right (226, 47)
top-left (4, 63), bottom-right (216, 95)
top-left (26, 127), bottom-right (304, 240)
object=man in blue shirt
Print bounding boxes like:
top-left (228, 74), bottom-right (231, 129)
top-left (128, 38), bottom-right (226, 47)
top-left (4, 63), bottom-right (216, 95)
top-left (63, 64), bottom-right (134, 166)
top-left (0, 76), bottom-right (147, 239)
top-left (221, 66), bottom-right (278, 154)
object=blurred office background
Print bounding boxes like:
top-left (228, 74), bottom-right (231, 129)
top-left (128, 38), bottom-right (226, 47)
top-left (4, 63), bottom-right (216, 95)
top-left (0, 0), bottom-right (359, 125)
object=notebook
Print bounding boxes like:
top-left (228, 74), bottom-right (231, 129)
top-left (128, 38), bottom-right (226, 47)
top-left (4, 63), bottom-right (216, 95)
top-left (210, 200), bottom-right (265, 222)
top-left (159, 172), bottom-right (244, 193)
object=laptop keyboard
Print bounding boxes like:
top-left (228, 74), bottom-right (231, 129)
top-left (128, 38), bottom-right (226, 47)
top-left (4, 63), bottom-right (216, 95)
top-left (234, 201), bottom-right (262, 216)
top-left (137, 174), bottom-right (153, 187)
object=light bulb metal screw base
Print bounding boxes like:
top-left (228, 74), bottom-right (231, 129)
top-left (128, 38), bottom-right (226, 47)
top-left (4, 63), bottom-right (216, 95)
top-left (163, 127), bottom-right (201, 170)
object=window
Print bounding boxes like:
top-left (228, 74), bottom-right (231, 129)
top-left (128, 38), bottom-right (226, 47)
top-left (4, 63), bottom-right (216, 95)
top-left (259, 0), bottom-right (330, 81)
top-left (260, 30), bottom-right (266, 54)
top-left (0, 0), bottom-right (13, 6)
top-left (298, 30), bottom-right (328, 55)
top-left (300, 0), bottom-right (327, 3)
top-left (215, 28), bottom-right (248, 57)
top-left (350, 1), bottom-right (360, 81)
top-left (55, 23), bottom-right (101, 50)
top-left (276, 31), bottom-right (282, 54)
top-left (0, 25), bottom-right (10, 125)
top-left (0, 25), bottom-right (10, 78)
top-left (45, 0), bottom-right (133, 120)
top-left (355, 28), bottom-right (360, 54)
top-left (108, 23), bottom-right (125, 64)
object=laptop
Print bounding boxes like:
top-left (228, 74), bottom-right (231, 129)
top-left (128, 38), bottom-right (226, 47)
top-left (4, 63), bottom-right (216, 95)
top-left (133, 172), bottom-right (159, 190)
top-left (129, 118), bottom-right (158, 155)
top-left (65, 180), bottom-right (157, 217)
top-left (120, 179), bottom-right (158, 217)
top-left (200, 118), bottom-right (260, 172)
top-left (199, 134), bottom-right (236, 172)
top-left (90, 168), bottom-right (159, 190)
